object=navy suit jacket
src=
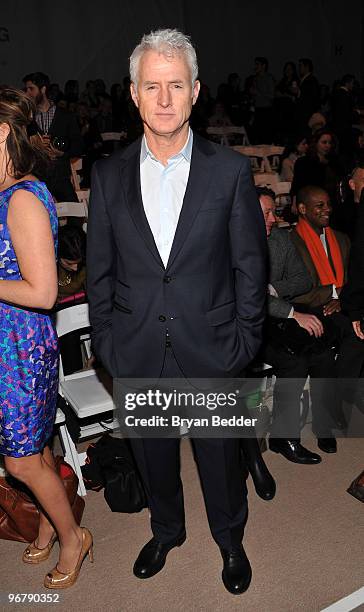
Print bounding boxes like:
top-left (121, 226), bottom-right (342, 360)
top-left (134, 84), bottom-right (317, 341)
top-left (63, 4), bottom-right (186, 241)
top-left (86, 132), bottom-right (267, 378)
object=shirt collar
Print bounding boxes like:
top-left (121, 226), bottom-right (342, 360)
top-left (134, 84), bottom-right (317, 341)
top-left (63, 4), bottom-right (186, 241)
top-left (36, 102), bottom-right (55, 115)
top-left (141, 127), bottom-right (193, 164)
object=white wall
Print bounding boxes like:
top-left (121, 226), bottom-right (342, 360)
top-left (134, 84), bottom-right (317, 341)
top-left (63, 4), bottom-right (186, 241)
top-left (0, 0), bottom-right (362, 94)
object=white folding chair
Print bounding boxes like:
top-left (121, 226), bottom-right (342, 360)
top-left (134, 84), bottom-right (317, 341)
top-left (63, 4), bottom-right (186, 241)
top-left (55, 303), bottom-right (118, 495)
top-left (54, 406), bottom-right (85, 492)
top-left (254, 173), bottom-right (280, 187)
top-left (100, 131), bottom-right (126, 142)
top-left (207, 126), bottom-right (250, 146)
top-left (76, 189), bottom-right (90, 206)
top-left (70, 158), bottom-right (83, 191)
top-left (56, 200), bottom-right (88, 232)
top-left (56, 201), bottom-right (88, 219)
top-left (234, 145), bottom-right (284, 173)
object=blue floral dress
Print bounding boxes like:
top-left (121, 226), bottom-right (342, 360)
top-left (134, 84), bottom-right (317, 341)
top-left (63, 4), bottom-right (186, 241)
top-left (0, 180), bottom-right (59, 457)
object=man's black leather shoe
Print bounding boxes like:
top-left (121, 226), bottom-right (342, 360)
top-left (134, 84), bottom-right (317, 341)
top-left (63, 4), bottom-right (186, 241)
top-left (133, 534), bottom-right (186, 579)
top-left (317, 437), bottom-right (337, 453)
top-left (241, 439), bottom-right (276, 500)
top-left (269, 438), bottom-right (322, 464)
top-left (247, 458), bottom-right (276, 500)
top-left (220, 546), bottom-right (252, 595)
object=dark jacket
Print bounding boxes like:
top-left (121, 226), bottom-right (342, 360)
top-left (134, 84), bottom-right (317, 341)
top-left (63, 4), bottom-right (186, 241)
top-left (86, 133), bottom-right (267, 378)
top-left (295, 73), bottom-right (320, 128)
top-left (35, 107), bottom-right (84, 202)
top-left (341, 192), bottom-right (364, 320)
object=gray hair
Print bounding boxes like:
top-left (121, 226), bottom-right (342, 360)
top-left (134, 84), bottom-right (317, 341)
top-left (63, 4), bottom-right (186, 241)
top-left (130, 28), bottom-right (198, 87)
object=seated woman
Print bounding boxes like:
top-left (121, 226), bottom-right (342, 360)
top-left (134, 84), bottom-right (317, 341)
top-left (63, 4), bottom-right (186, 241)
top-left (280, 134), bottom-right (309, 182)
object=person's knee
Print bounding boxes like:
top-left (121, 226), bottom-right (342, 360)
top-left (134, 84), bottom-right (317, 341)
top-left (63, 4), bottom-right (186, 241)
top-left (4, 456), bottom-right (38, 483)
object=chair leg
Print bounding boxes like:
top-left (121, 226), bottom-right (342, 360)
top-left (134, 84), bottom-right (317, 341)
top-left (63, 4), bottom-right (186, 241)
top-left (58, 424), bottom-right (87, 496)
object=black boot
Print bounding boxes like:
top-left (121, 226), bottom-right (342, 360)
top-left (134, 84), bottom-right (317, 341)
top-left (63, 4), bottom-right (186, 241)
top-left (241, 438), bottom-right (276, 501)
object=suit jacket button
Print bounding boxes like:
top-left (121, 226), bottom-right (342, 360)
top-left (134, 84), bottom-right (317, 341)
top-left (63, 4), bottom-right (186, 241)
top-left (159, 315), bottom-right (166, 322)
top-left (164, 276), bottom-right (172, 283)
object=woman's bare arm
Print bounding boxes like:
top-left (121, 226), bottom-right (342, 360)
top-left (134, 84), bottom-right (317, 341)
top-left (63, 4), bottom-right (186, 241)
top-left (0, 189), bottom-right (58, 309)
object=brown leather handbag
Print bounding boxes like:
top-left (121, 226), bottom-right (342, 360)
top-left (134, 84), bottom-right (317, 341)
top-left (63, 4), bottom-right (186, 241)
top-left (0, 456), bottom-right (85, 543)
top-left (347, 470), bottom-right (364, 503)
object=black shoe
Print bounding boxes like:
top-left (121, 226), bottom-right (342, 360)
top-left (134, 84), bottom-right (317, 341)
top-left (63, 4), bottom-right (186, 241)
top-left (246, 458), bottom-right (276, 500)
top-left (241, 439), bottom-right (276, 501)
top-left (220, 546), bottom-right (252, 595)
top-left (133, 534), bottom-right (186, 579)
top-left (269, 438), bottom-right (322, 464)
top-left (317, 437), bottom-right (337, 453)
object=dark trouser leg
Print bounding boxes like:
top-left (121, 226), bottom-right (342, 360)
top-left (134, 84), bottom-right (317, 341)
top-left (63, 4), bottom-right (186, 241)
top-left (333, 312), bottom-right (364, 379)
top-left (130, 437), bottom-right (185, 543)
top-left (192, 438), bottom-right (247, 550)
top-left (265, 344), bottom-right (308, 439)
top-left (129, 345), bottom-right (185, 543)
top-left (309, 348), bottom-right (337, 438)
top-left (239, 396), bottom-right (276, 500)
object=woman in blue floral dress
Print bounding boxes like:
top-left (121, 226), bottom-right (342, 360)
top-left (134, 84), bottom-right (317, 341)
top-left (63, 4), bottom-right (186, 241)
top-left (0, 87), bottom-right (92, 589)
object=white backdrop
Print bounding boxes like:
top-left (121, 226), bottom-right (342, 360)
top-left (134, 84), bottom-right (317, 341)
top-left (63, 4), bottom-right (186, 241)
top-left (0, 0), bottom-right (363, 94)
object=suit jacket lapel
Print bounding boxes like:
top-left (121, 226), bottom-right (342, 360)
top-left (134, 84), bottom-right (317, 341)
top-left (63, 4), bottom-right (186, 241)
top-left (166, 135), bottom-right (215, 270)
top-left (120, 142), bottom-right (164, 268)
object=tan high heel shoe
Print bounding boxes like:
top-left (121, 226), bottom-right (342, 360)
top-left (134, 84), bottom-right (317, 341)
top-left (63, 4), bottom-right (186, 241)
top-left (44, 527), bottom-right (93, 589)
top-left (23, 533), bottom-right (58, 564)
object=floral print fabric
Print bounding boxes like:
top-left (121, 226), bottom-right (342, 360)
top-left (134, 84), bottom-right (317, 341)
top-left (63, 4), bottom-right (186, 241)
top-left (0, 181), bottom-right (59, 456)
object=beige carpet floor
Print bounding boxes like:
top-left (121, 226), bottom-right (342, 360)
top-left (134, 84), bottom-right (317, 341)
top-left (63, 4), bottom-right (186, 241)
top-left (1, 433), bottom-right (363, 612)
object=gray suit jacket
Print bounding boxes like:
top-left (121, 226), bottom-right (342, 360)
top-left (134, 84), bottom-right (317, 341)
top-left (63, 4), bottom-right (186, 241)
top-left (267, 227), bottom-right (312, 318)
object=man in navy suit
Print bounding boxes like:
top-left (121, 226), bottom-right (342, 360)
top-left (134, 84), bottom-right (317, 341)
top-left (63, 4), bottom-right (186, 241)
top-left (87, 29), bottom-right (266, 594)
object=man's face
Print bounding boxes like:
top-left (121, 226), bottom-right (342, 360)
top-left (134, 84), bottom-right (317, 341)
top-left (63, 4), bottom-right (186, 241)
top-left (24, 81), bottom-right (44, 105)
top-left (299, 190), bottom-right (332, 230)
top-left (259, 195), bottom-right (276, 236)
top-left (130, 50), bottom-right (200, 138)
top-left (349, 167), bottom-right (364, 203)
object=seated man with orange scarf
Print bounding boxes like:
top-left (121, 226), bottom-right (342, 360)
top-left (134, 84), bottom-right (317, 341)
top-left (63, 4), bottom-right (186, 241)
top-left (268, 185), bottom-right (364, 461)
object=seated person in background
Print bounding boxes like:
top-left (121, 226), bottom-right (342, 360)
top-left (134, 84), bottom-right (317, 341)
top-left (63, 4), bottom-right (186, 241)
top-left (57, 225), bottom-right (86, 303)
top-left (208, 101), bottom-right (233, 127)
top-left (257, 186), bottom-right (312, 317)
top-left (257, 188), bottom-right (329, 463)
top-left (307, 111), bottom-right (326, 134)
top-left (287, 186), bottom-right (364, 449)
top-left (291, 129), bottom-right (344, 209)
top-left (280, 134), bottom-right (309, 182)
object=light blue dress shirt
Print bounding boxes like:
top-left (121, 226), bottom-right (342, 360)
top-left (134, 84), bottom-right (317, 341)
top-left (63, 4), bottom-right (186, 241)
top-left (140, 128), bottom-right (193, 268)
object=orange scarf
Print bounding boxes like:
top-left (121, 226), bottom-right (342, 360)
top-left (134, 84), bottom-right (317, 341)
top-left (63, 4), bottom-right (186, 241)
top-left (296, 218), bottom-right (344, 288)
